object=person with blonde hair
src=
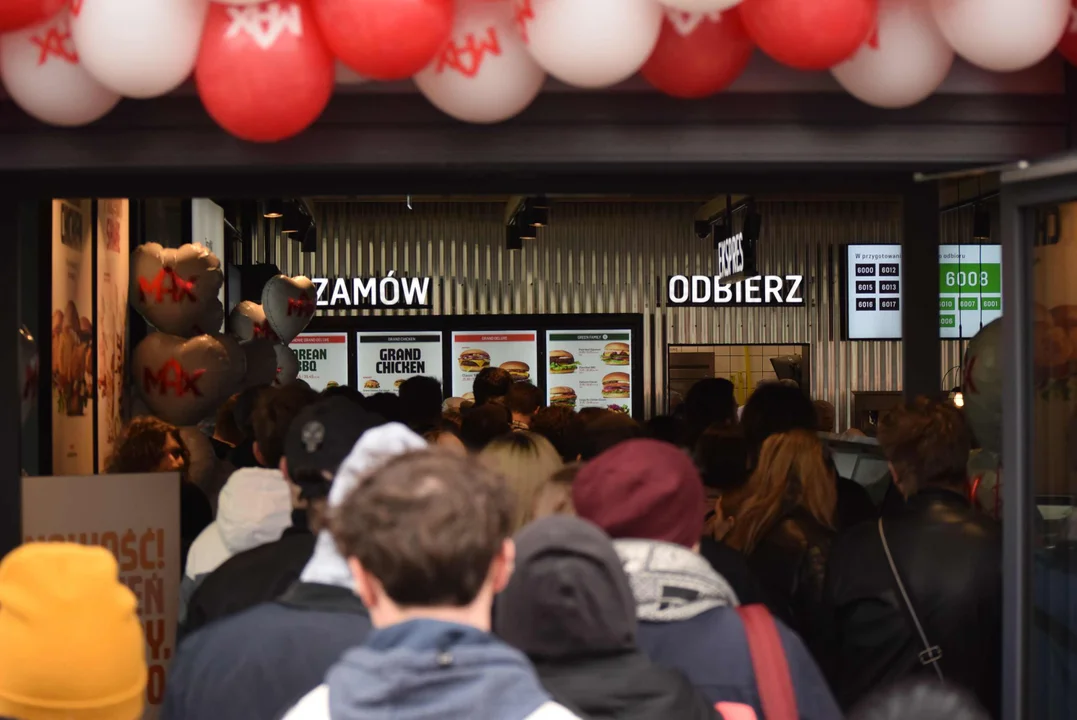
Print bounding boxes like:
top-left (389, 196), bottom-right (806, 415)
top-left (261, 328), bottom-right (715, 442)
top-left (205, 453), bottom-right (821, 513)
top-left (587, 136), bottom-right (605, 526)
top-left (480, 431), bottom-right (563, 532)
top-left (725, 429), bottom-right (836, 651)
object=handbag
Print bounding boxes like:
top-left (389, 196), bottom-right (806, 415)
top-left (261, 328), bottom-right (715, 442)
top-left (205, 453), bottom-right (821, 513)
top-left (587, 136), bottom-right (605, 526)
top-left (877, 517), bottom-right (944, 680)
top-left (737, 604), bottom-right (798, 720)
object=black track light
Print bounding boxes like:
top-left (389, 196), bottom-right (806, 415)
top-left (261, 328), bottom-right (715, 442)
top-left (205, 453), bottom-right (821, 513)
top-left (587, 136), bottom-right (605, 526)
top-left (264, 199), bottom-right (285, 219)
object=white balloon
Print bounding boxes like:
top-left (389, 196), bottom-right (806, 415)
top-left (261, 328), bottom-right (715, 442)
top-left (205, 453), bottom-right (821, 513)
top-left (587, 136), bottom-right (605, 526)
top-left (416, 0), bottom-right (545, 123)
top-left (70, 0), bottom-right (208, 98)
top-left (658, 0), bottom-right (742, 11)
top-left (929, 0), bottom-right (1069, 72)
top-left (0, 13), bottom-right (120, 126)
top-left (832, 0), bottom-right (953, 109)
top-left (209, 0), bottom-right (264, 4)
top-left (514, 0), bottom-right (663, 88)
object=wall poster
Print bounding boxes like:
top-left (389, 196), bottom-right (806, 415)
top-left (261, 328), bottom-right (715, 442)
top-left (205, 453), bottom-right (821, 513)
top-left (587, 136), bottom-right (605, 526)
top-left (356, 332), bottom-right (444, 396)
top-left (450, 331), bottom-right (537, 400)
top-left (51, 199), bottom-right (96, 475)
top-left (545, 330), bottom-right (633, 415)
top-left (23, 471), bottom-right (181, 719)
top-left (289, 332), bottom-right (349, 391)
top-left (97, 200), bottom-right (130, 472)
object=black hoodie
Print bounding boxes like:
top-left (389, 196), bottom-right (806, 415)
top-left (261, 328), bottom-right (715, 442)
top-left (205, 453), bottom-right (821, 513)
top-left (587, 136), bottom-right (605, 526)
top-left (494, 516), bottom-right (719, 720)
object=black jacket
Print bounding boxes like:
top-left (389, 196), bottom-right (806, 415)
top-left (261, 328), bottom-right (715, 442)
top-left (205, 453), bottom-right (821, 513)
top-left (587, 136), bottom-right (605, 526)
top-left (535, 652), bottom-right (718, 720)
top-left (822, 487), bottom-right (1002, 716)
top-left (180, 529), bottom-right (316, 640)
top-left (746, 506), bottom-right (835, 655)
top-left (163, 582), bottom-right (372, 720)
top-left (699, 536), bottom-right (762, 605)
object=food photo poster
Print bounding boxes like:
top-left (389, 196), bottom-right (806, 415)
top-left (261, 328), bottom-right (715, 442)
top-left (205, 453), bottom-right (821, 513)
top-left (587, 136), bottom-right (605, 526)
top-left (451, 331), bottom-right (537, 400)
top-left (545, 330), bottom-right (632, 416)
top-left (357, 332), bottom-right (444, 396)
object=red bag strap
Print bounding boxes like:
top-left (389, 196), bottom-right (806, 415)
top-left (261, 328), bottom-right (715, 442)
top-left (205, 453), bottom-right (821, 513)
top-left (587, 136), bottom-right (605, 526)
top-left (736, 604), bottom-right (798, 720)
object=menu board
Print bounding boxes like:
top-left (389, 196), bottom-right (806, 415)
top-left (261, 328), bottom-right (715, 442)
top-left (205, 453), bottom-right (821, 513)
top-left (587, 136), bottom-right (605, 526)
top-left (938, 244), bottom-right (1002, 339)
top-left (290, 333), bottom-right (349, 391)
top-left (847, 244), bottom-right (903, 340)
top-left (847, 244), bottom-right (1002, 340)
top-left (357, 332), bottom-right (444, 396)
top-left (545, 330), bottom-right (632, 416)
top-left (450, 331), bottom-right (537, 400)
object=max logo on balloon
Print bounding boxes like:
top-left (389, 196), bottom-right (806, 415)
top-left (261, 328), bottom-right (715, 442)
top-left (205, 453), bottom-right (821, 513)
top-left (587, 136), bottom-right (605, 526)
top-left (667, 10), bottom-right (723, 38)
top-left (225, 2), bottom-right (303, 51)
top-left (143, 360), bottom-right (205, 398)
top-left (437, 29), bottom-right (502, 77)
top-left (286, 295), bottom-right (315, 317)
top-left (514, 0), bottom-right (535, 44)
top-left (32, 21), bottom-right (78, 66)
top-left (138, 269), bottom-right (198, 304)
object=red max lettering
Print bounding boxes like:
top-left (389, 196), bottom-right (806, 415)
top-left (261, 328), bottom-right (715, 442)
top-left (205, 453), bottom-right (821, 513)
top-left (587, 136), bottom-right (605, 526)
top-left (142, 359), bottom-right (205, 397)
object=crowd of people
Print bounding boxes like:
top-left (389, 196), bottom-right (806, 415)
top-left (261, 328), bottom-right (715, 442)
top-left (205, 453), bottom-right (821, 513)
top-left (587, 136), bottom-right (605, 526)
top-left (0, 369), bottom-right (1002, 720)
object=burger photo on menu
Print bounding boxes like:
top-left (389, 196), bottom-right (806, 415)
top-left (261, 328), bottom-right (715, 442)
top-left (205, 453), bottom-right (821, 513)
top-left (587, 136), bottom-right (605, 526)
top-left (600, 342), bottom-right (630, 365)
top-left (550, 386), bottom-right (577, 409)
top-left (601, 372), bottom-right (630, 399)
top-left (500, 361), bottom-right (531, 382)
top-left (459, 348), bottom-right (490, 372)
top-left (549, 349), bottom-right (581, 374)
top-left (364, 379), bottom-right (380, 390)
top-left (394, 379), bottom-right (406, 389)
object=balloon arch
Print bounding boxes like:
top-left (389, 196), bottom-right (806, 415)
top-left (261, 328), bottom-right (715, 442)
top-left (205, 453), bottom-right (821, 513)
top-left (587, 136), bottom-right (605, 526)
top-left (0, 0), bottom-right (1074, 140)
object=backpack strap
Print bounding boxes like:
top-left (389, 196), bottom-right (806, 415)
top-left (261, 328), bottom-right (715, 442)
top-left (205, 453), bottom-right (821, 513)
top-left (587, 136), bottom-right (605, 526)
top-left (737, 604), bottom-right (798, 720)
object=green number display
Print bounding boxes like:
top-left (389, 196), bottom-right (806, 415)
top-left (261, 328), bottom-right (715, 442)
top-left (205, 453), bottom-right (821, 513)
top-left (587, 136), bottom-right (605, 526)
top-left (938, 263), bottom-right (1001, 294)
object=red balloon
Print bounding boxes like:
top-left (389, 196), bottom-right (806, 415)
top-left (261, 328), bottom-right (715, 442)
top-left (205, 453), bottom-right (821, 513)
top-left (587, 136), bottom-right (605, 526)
top-left (0, 0), bottom-right (65, 33)
top-left (739, 0), bottom-right (876, 71)
top-left (196, 0), bottom-right (335, 142)
top-left (1058, 0), bottom-right (1077, 65)
top-left (312, 0), bottom-right (454, 81)
top-left (641, 10), bottom-right (754, 99)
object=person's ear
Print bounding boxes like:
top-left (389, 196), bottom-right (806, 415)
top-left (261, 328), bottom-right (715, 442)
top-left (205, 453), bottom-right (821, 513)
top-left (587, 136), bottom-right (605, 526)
top-left (492, 538), bottom-right (516, 594)
top-left (889, 461), bottom-right (911, 498)
top-left (348, 557), bottom-right (378, 608)
top-left (279, 456), bottom-right (289, 482)
top-left (253, 442), bottom-right (266, 467)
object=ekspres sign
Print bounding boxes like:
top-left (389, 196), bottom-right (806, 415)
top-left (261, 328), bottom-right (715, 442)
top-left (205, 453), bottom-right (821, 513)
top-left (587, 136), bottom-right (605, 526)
top-left (666, 274), bottom-right (805, 307)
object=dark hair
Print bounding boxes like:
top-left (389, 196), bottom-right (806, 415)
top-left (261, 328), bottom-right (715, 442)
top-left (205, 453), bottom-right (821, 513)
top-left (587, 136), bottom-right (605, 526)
top-left (740, 382), bottom-right (817, 465)
top-left (694, 424), bottom-right (749, 493)
top-left (645, 414), bottom-right (687, 447)
top-left (107, 417), bottom-right (190, 481)
top-left (530, 406), bottom-right (585, 462)
top-left (576, 407), bottom-right (610, 426)
top-left (252, 384), bottom-right (319, 468)
top-left (684, 378), bottom-right (737, 443)
top-left (473, 366), bottom-right (513, 406)
top-left (214, 395), bottom-right (244, 446)
top-left (320, 384), bottom-right (367, 408)
top-left (877, 397), bottom-right (972, 492)
top-left (505, 381), bottom-right (542, 416)
top-left (233, 385), bottom-right (269, 437)
top-left (363, 393), bottom-right (403, 424)
top-left (332, 448), bottom-right (514, 607)
top-left (814, 399), bottom-right (836, 433)
top-left (579, 413), bottom-right (644, 461)
top-left (459, 403), bottom-right (512, 451)
top-left (399, 376), bottom-right (444, 432)
top-left (849, 679), bottom-right (989, 720)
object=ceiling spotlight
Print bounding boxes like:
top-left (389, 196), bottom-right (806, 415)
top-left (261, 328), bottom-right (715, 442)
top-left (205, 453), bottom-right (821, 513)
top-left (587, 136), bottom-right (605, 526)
top-left (264, 199), bottom-right (285, 219)
top-left (522, 196), bottom-right (550, 228)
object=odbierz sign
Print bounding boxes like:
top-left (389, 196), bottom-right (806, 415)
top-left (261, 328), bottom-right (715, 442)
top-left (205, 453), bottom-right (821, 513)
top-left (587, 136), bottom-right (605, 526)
top-left (666, 274), bottom-right (805, 307)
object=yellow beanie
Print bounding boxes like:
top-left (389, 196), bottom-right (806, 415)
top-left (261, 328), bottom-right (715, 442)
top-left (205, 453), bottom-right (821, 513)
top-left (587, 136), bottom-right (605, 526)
top-left (0, 543), bottom-right (147, 720)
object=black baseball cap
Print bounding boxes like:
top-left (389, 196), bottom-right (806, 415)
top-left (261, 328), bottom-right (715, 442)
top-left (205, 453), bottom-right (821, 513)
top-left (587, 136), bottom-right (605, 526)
top-left (284, 397), bottom-right (385, 493)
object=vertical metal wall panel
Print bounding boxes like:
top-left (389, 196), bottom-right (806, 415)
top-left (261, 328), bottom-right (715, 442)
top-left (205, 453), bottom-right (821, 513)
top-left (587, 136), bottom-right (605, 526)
top-left (269, 200), bottom-right (973, 424)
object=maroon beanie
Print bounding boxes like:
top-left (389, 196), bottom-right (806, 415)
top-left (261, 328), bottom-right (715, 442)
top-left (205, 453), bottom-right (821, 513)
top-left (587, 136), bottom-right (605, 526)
top-left (573, 438), bottom-right (705, 548)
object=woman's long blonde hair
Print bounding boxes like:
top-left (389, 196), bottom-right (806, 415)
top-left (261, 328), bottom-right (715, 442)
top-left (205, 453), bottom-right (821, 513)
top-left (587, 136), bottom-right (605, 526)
top-left (725, 430), bottom-right (836, 554)
top-left (479, 431), bottom-right (564, 532)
